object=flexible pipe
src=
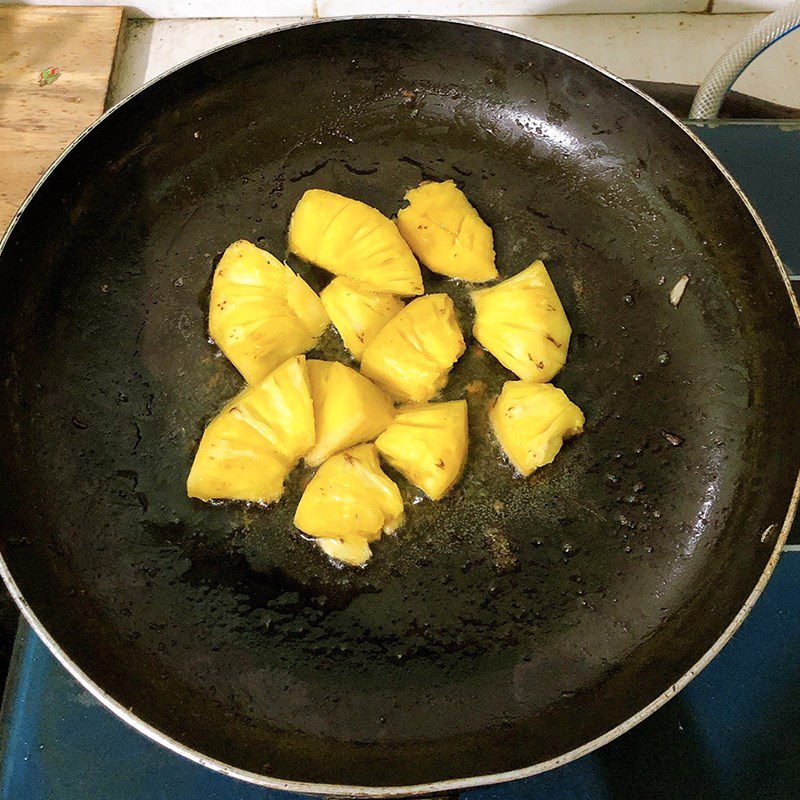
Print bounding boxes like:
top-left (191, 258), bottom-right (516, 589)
top-left (690, 1), bottom-right (800, 119)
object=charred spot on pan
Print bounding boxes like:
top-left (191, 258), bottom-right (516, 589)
top-left (483, 527), bottom-right (518, 574)
top-left (342, 163), bottom-right (379, 176)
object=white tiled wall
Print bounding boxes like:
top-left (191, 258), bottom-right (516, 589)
top-left (0, 0), bottom-right (792, 17)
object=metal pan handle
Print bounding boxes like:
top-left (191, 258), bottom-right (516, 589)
top-left (690, 0), bottom-right (800, 119)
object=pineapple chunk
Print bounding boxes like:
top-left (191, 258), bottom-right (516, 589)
top-left (187, 412), bottom-right (288, 504)
top-left (490, 381), bottom-right (584, 476)
top-left (471, 261), bottom-right (571, 383)
top-left (320, 277), bottom-right (404, 361)
top-left (375, 400), bottom-right (468, 500)
top-left (317, 536), bottom-right (373, 567)
top-left (230, 355), bottom-right (315, 463)
top-left (360, 294), bottom-right (466, 403)
top-left (305, 360), bottom-right (395, 467)
top-left (288, 189), bottom-right (423, 296)
top-left (209, 240), bottom-right (329, 384)
top-left (396, 180), bottom-right (498, 282)
top-left (294, 444), bottom-right (404, 565)
top-left (187, 356), bottom-right (315, 502)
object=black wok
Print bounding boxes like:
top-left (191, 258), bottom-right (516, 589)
top-left (0, 17), bottom-right (798, 796)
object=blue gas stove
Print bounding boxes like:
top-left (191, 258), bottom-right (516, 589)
top-left (1, 122), bottom-right (798, 800)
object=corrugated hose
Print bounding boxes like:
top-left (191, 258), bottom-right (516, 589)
top-left (690, 0), bottom-right (800, 119)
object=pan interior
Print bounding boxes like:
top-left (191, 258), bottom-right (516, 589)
top-left (0, 18), bottom-right (798, 790)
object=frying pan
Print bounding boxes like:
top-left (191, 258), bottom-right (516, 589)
top-left (0, 17), bottom-right (798, 797)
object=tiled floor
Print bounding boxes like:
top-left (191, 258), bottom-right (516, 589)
top-left (110, 13), bottom-right (800, 109)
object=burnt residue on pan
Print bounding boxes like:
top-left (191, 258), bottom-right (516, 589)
top-left (0, 18), bottom-right (798, 790)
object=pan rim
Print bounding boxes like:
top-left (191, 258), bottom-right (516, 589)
top-left (1, 14), bottom-right (798, 797)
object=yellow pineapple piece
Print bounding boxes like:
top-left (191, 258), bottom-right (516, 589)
top-left (187, 356), bottom-right (315, 502)
top-left (471, 261), bottom-right (571, 383)
top-left (229, 355), bottom-right (315, 463)
top-left (320, 277), bottom-right (404, 361)
top-left (490, 381), bottom-right (584, 476)
top-left (294, 444), bottom-right (404, 565)
top-left (396, 180), bottom-right (498, 282)
top-left (316, 536), bottom-right (373, 567)
top-left (209, 240), bottom-right (329, 384)
top-left (186, 413), bottom-right (288, 504)
top-left (375, 400), bottom-right (468, 500)
top-left (288, 189), bottom-right (423, 296)
top-left (360, 294), bottom-right (466, 403)
top-left (305, 360), bottom-right (395, 467)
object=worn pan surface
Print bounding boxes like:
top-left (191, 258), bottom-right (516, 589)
top-left (0, 17), bottom-right (798, 796)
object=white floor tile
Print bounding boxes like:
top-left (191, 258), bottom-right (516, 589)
top-left (714, 0), bottom-right (783, 11)
top-left (109, 17), bottom-right (308, 103)
top-left (315, 0), bottom-right (705, 15)
top-left (7, 0), bottom-right (793, 15)
top-left (480, 13), bottom-right (800, 108)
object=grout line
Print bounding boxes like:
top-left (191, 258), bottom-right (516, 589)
top-left (790, 274), bottom-right (800, 282)
top-left (783, 544), bottom-right (800, 551)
